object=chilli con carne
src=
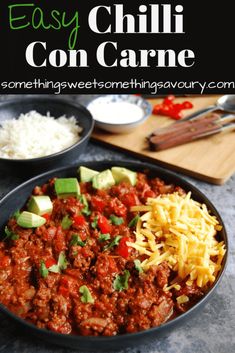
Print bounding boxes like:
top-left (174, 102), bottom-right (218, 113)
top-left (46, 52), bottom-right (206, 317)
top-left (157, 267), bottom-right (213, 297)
top-left (0, 168), bottom-right (224, 336)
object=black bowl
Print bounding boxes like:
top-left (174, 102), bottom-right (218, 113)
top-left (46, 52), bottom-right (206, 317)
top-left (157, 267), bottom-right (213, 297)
top-left (0, 161), bottom-right (228, 351)
top-left (0, 97), bottom-right (94, 176)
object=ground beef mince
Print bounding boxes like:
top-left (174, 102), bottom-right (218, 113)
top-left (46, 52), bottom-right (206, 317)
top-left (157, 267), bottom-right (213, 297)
top-left (0, 172), bottom-right (203, 336)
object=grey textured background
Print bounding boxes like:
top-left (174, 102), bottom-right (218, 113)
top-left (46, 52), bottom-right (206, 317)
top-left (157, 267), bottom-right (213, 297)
top-left (0, 95), bottom-right (234, 353)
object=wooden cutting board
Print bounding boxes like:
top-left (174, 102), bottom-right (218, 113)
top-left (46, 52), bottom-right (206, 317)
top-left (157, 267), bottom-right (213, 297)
top-left (92, 95), bottom-right (235, 185)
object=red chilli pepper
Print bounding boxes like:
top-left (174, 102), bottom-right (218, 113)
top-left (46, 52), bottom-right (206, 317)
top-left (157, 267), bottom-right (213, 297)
top-left (73, 215), bottom-right (86, 227)
top-left (163, 95), bottom-right (175, 105)
top-left (182, 101), bottom-right (194, 109)
top-left (116, 237), bottom-right (132, 259)
top-left (169, 109), bottom-right (183, 120)
top-left (98, 215), bottom-right (112, 234)
top-left (152, 95), bottom-right (194, 120)
top-left (152, 104), bottom-right (164, 115)
top-left (45, 258), bottom-right (57, 268)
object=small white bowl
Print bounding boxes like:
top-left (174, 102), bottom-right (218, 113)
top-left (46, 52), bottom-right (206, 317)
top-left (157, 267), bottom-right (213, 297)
top-left (87, 95), bottom-right (152, 133)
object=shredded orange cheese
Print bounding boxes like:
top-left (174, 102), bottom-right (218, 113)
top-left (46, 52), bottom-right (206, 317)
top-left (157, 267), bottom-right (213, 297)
top-left (128, 192), bottom-right (226, 288)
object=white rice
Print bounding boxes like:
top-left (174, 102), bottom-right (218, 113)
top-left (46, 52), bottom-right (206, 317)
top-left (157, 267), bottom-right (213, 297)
top-left (0, 111), bottom-right (83, 159)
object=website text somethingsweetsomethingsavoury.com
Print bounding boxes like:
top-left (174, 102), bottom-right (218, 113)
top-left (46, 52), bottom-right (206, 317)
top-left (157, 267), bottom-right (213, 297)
top-left (1, 79), bottom-right (234, 95)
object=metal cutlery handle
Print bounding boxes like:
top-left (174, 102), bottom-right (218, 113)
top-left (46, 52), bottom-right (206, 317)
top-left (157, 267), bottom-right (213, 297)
top-left (182, 105), bottom-right (216, 121)
top-left (221, 123), bottom-right (235, 133)
top-left (220, 114), bottom-right (235, 124)
top-left (191, 122), bottom-right (235, 140)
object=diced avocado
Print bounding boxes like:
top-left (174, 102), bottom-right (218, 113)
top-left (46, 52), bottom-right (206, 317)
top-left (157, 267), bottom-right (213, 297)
top-left (79, 166), bottom-right (99, 182)
top-left (17, 211), bottom-right (46, 228)
top-left (27, 196), bottom-right (53, 216)
top-left (55, 178), bottom-right (80, 198)
top-left (92, 169), bottom-right (115, 190)
top-left (111, 167), bottom-right (137, 186)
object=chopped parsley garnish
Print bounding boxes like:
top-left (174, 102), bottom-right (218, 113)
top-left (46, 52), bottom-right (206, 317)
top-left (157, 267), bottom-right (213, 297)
top-left (134, 259), bottom-right (143, 273)
top-left (39, 252), bottom-right (68, 278)
top-left (103, 235), bottom-right (122, 251)
top-left (3, 226), bottom-right (19, 241)
top-left (13, 210), bottom-right (21, 221)
top-left (110, 215), bottom-right (124, 225)
top-left (39, 261), bottom-right (49, 278)
top-left (91, 216), bottom-right (98, 229)
top-left (98, 233), bottom-right (111, 242)
top-left (128, 215), bottom-right (140, 228)
top-left (70, 234), bottom-right (86, 247)
top-left (61, 215), bottom-right (73, 230)
top-left (113, 270), bottom-right (130, 291)
top-left (79, 285), bottom-right (94, 304)
top-left (78, 194), bottom-right (91, 216)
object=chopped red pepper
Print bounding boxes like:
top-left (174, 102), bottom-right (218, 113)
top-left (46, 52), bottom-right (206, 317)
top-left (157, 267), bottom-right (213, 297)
top-left (91, 196), bottom-right (106, 212)
top-left (45, 258), bottom-right (57, 268)
top-left (116, 237), bottom-right (132, 259)
top-left (121, 193), bottom-right (139, 207)
top-left (97, 215), bottom-right (112, 234)
top-left (42, 213), bottom-right (50, 222)
top-left (143, 189), bottom-right (156, 198)
top-left (73, 215), bottom-right (86, 227)
top-left (152, 96), bottom-right (194, 120)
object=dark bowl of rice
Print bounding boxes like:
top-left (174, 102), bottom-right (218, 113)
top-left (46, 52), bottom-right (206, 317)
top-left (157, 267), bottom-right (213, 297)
top-left (0, 97), bottom-right (94, 176)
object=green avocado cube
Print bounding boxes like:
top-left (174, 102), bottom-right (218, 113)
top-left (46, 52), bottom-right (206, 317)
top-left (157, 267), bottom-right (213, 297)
top-left (55, 178), bottom-right (80, 198)
top-left (17, 211), bottom-right (46, 228)
top-left (92, 169), bottom-right (115, 190)
top-left (111, 167), bottom-right (137, 186)
top-left (79, 166), bottom-right (99, 182)
top-left (27, 196), bottom-right (53, 216)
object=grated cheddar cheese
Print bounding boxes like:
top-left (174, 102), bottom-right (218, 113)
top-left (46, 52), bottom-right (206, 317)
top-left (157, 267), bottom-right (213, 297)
top-left (128, 192), bottom-right (226, 288)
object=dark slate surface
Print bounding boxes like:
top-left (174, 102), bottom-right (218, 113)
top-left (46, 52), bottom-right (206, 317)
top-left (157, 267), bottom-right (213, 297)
top-left (0, 95), bottom-right (234, 353)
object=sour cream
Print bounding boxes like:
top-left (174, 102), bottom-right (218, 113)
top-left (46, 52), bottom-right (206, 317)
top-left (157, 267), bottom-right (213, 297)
top-left (88, 101), bottom-right (144, 125)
